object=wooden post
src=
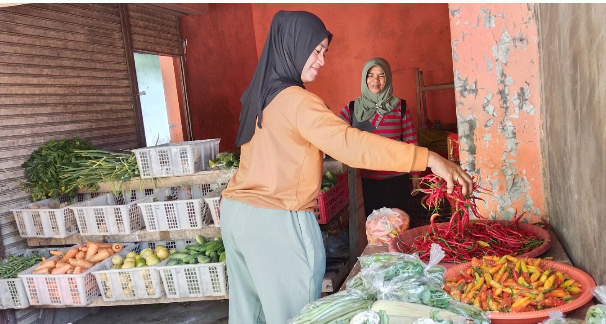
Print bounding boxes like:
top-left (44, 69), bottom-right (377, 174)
top-left (415, 68), bottom-right (422, 128)
top-left (347, 166), bottom-right (367, 270)
top-left (118, 4), bottom-right (146, 148)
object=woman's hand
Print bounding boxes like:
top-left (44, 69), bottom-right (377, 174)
top-left (426, 151), bottom-right (473, 196)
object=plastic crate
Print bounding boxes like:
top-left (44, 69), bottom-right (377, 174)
top-left (0, 278), bottom-right (29, 309)
top-left (202, 185), bottom-right (225, 227)
top-left (314, 174), bottom-right (349, 224)
top-left (10, 194), bottom-right (98, 239)
top-left (132, 139), bottom-right (221, 179)
top-left (138, 184), bottom-right (225, 232)
top-left (69, 189), bottom-right (160, 235)
top-left (92, 241), bottom-right (190, 302)
top-left (18, 243), bottom-right (136, 306)
top-left (156, 259), bottom-right (227, 298)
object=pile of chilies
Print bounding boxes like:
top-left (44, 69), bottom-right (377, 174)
top-left (396, 174), bottom-right (546, 263)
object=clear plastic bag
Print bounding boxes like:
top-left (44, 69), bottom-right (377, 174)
top-left (539, 310), bottom-right (584, 324)
top-left (586, 286), bottom-right (606, 324)
top-left (287, 291), bottom-right (373, 324)
top-left (365, 207), bottom-right (410, 245)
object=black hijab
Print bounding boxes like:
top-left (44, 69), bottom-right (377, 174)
top-left (234, 10), bottom-right (333, 146)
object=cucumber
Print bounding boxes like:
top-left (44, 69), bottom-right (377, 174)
top-left (197, 255), bottom-right (211, 264)
top-left (168, 252), bottom-right (189, 261)
top-left (217, 246), bottom-right (225, 254)
top-left (210, 251), bottom-right (219, 263)
top-left (185, 245), bottom-right (199, 251)
top-left (166, 259), bottom-right (182, 266)
top-left (219, 252), bottom-right (226, 262)
top-left (325, 171), bottom-right (338, 185)
top-left (195, 235), bottom-right (206, 245)
top-left (183, 255), bottom-right (196, 264)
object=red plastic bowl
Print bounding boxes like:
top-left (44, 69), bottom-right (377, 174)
top-left (387, 220), bottom-right (552, 268)
top-left (444, 259), bottom-right (597, 324)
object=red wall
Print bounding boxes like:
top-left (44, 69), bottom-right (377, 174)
top-left (179, 4), bottom-right (258, 151)
top-left (251, 3), bottom-right (456, 124)
top-left (180, 4), bottom-right (455, 148)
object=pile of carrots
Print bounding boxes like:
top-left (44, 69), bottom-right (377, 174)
top-left (443, 255), bottom-right (583, 313)
top-left (33, 242), bottom-right (124, 275)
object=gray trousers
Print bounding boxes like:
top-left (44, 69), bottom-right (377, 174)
top-left (220, 198), bottom-right (326, 324)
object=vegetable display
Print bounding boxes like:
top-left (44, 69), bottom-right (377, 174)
top-left (165, 235), bottom-right (225, 266)
top-left (20, 136), bottom-right (98, 201)
top-left (34, 242), bottom-right (123, 275)
top-left (320, 171), bottom-right (338, 192)
top-left (0, 253), bottom-right (43, 279)
top-left (443, 255), bottom-right (584, 313)
top-left (290, 251), bottom-right (489, 324)
top-left (396, 174), bottom-right (545, 262)
top-left (208, 150), bottom-right (240, 170)
top-left (110, 244), bottom-right (170, 269)
top-left (62, 149), bottom-right (141, 196)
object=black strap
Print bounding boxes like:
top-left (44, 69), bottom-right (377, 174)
top-left (347, 101), bottom-right (355, 126)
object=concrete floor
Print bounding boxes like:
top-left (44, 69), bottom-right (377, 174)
top-left (71, 300), bottom-right (229, 324)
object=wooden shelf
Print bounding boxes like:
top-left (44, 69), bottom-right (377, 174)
top-left (32, 294), bottom-right (228, 308)
top-left (76, 169), bottom-right (236, 194)
top-left (26, 227), bottom-right (222, 247)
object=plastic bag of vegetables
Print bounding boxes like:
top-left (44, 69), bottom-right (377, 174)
top-left (287, 291), bottom-right (374, 324)
top-left (538, 310), bottom-right (584, 324)
top-left (586, 286), bottom-right (606, 324)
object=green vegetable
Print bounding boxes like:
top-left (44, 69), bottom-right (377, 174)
top-left (195, 235), bottom-right (206, 245)
top-left (61, 149), bottom-right (142, 197)
top-left (289, 291), bottom-right (373, 324)
top-left (168, 252), bottom-right (189, 261)
top-left (219, 251), bottom-right (226, 262)
top-left (198, 255), bottom-right (211, 264)
top-left (210, 251), bottom-right (219, 263)
top-left (586, 305), bottom-right (606, 324)
top-left (166, 259), bottom-right (182, 266)
top-left (208, 150), bottom-right (241, 170)
top-left (324, 171), bottom-right (338, 185)
top-left (20, 136), bottom-right (98, 201)
top-left (0, 253), bottom-right (44, 279)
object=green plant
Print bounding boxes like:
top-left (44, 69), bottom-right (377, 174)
top-left (20, 136), bottom-right (97, 201)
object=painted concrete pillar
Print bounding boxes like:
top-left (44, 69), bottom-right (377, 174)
top-left (448, 4), bottom-right (545, 222)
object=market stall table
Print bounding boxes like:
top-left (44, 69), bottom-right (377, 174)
top-left (341, 228), bottom-right (595, 321)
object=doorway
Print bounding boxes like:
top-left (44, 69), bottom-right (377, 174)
top-left (133, 53), bottom-right (184, 147)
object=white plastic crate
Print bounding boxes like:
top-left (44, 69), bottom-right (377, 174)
top-left (10, 194), bottom-right (98, 239)
top-left (156, 259), bottom-right (227, 298)
top-left (138, 184), bottom-right (224, 232)
top-left (69, 189), bottom-right (160, 235)
top-left (0, 278), bottom-right (29, 309)
top-left (92, 240), bottom-right (193, 302)
top-left (133, 139), bottom-right (221, 179)
top-left (18, 243), bottom-right (136, 306)
top-left (202, 185), bottom-right (225, 227)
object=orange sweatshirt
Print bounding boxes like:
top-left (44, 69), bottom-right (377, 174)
top-left (221, 87), bottom-right (429, 212)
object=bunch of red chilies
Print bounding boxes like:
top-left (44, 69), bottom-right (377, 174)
top-left (396, 174), bottom-right (545, 263)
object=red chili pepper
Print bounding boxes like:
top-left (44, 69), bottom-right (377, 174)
top-left (512, 270), bottom-right (520, 281)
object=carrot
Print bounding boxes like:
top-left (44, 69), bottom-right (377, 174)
top-left (33, 267), bottom-right (52, 274)
top-left (88, 249), bottom-right (110, 263)
top-left (63, 247), bottom-right (79, 260)
top-left (51, 264), bottom-right (71, 275)
top-left (35, 259), bottom-right (56, 270)
top-left (86, 243), bottom-right (99, 260)
top-left (69, 258), bottom-right (94, 269)
top-left (48, 256), bottom-right (60, 262)
top-left (80, 247), bottom-right (88, 252)
top-left (97, 243), bottom-right (112, 249)
top-left (58, 258), bottom-right (71, 266)
top-left (104, 248), bottom-right (115, 256)
top-left (73, 266), bottom-right (83, 275)
top-left (111, 242), bottom-right (124, 253)
top-left (76, 251), bottom-right (86, 259)
top-left (49, 250), bottom-right (66, 258)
